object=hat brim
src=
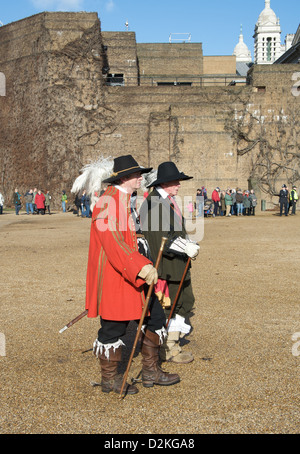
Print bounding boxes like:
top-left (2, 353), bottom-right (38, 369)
top-left (147, 172), bottom-right (193, 188)
top-left (103, 166), bottom-right (153, 184)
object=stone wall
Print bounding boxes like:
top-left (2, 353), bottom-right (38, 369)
top-left (101, 32), bottom-right (138, 86)
top-left (136, 43), bottom-right (203, 82)
top-left (0, 12), bottom-right (109, 205)
top-left (98, 85), bottom-right (253, 198)
top-left (203, 56), bottom-right (236, 75)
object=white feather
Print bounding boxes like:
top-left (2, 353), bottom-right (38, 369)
top-left (141, 169), bottom-right (157, 193)
top-left (71, 156), bottom-right (114, 210)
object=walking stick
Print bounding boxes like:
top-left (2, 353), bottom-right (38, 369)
top-left (166, 257), bottom-right (191, 329)
top-left (119, 236), bottom-right (168, 398)
top-left (59, 309), bottom-right (88, 334)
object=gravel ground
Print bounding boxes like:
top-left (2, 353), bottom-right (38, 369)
top-left (0, 209), bottom-right (299, 434)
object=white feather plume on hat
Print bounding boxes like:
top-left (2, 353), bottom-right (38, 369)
top-left (71, 156), bottom-right (114, 210)
top-left (141, 168), bottom-right (157, 193)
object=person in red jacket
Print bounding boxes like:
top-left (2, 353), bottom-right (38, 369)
top-left (34, 190), bottom-right (45, 215)
top-left (211, 187), bottom-right (220, 217)
top-left (85, 155), bottom-right (180, 395)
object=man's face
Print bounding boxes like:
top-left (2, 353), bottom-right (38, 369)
top-left (121, 172), bottom-right (143, 194)
top-left (161, 180), bottom-right (181, 197)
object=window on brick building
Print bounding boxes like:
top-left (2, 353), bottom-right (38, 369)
top-left (106, 74), bottom-right (124, 86)
top-left (157, 82), bottom-right (192, 86)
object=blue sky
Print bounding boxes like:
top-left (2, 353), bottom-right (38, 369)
top-left (0, 0), bottom-right (299, 56)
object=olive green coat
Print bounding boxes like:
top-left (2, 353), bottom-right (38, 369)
top-left (140, 188), bottom-right (191, 282)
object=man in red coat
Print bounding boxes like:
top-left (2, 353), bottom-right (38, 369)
top-left (85, 155), bottom-right (180, 395)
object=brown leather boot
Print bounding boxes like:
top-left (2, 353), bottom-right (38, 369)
top-left (99, 346), bottom-right (138, 395)
top-left (141, 330), bottom-right (180, 388)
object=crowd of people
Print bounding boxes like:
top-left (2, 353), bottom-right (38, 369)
top-left (10, 188), bottom-right (55, 215)
top-left (74, 190), bottom-right (92, 218)
top-left (0, 183), bottom-right (298, 220)
top-left (194, 185), bottom-right (298, 218)
top-left (0, 188), bottom-right (93, 217)
top-left (196, 187), bottom-right (258, 218)
top-left (277, 184), bottom-right (298, 217)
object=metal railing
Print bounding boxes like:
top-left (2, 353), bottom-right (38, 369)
top-left (105, 75), bottom-right (248, 87)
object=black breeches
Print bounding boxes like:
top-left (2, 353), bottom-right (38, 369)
top-left (97, 292), bottom-right (165, 344)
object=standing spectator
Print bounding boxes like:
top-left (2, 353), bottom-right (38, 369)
top-left (243, 190), bottom-right (251, 216)
top-left (32, 188), bottom-right (38, 214)
top-left (35, 190), bottom-right (46, 215)
top-left (201, 186), bottom-right (208, 202)
top-left (289, 185), bottom-right (298, 215)
top-left (249, 189), bottom-right (257, 216)
top-left (196, 187), bottom-right (207, 217)
top-left (74, 192), bottom-right (82, 216)
top-left (278, 184), bottom-right (289, 217)
top-left (195, 189), bottom-right (202, 217)
top-left (225, 189), bottom-right (232, 216)
top-left (219, 191), bottom-right (226, 216)
top-left (45, 191), bottom-right (51, 215)
top-left (231, 189), bottom-right (236, 215)
top-left (81, 190), bottom-right (90, 218)
top-left (24, 189), bottom-right (34, 215)
top-left (80, 190), bottom-right (86, 216)
top-left (187, 200), bottom-right (194, 218)
top-left (0, 191), bottom-right (4, 214)
top-left (84, 193), bottom-right (91, 218)
top-left (212, 187), bottom-right (220, 217)
top-left (61, 191), bottom-right (68, 213)
top-left (220, 190), bottom-right (226, 216)
top-left (81, 190), bottom-right (91, 218)
top-left (236, 189), bottom-right (244, 216)
top-left (13, 188), bottom-right (22, 215)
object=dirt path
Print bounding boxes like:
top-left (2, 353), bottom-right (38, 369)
top-left (0, 209), bottom-right (299, 434)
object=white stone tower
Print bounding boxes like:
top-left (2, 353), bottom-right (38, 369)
top-left (233, 25), bottom-right (252, 62)
top-left (253, 0), bottom-right (283, 64)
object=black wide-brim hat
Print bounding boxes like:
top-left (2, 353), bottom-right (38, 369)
top-left (103, 154), bottom-right (152, 184)
top-left (147, 161), bottom-right (193, 188)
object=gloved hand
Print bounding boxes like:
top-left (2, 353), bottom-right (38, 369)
top-left (138, 264), bottom-right (158, 285)
top-left (184, 242), bottom-right (200, 259)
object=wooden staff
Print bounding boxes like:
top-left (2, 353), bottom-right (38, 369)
top-left (59, 309), bottom-right (88, 334)
top-left (166, 257), bottom-right (191, 329)
top-left (119, 236), bottom-right (168, 398)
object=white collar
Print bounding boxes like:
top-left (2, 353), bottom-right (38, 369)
top-left (114, 184), bottom-right (128, 194)
top-left (156, 186), bottom-right (169, 200)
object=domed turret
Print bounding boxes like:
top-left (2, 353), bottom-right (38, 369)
top-left (233, 26), bottom-right (252, 63)
top-left (257, 0), bottom-right (278, 26)
top-left (253, 0), bottom-right (283, 64)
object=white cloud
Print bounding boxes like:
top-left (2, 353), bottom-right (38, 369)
top-left (105, 0), bottom-right (115, 13)
top-left (31, 0), bottom-right (84, 11)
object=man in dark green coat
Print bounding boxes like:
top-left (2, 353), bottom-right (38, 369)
top-left (140, 162), bottom-right (199, 364)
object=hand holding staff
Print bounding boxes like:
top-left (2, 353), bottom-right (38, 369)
top-left (119, 236), bottom-right (168, 398)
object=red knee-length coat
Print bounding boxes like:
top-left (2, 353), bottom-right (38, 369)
top-left (85, 186), bottom-right (152, 321)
